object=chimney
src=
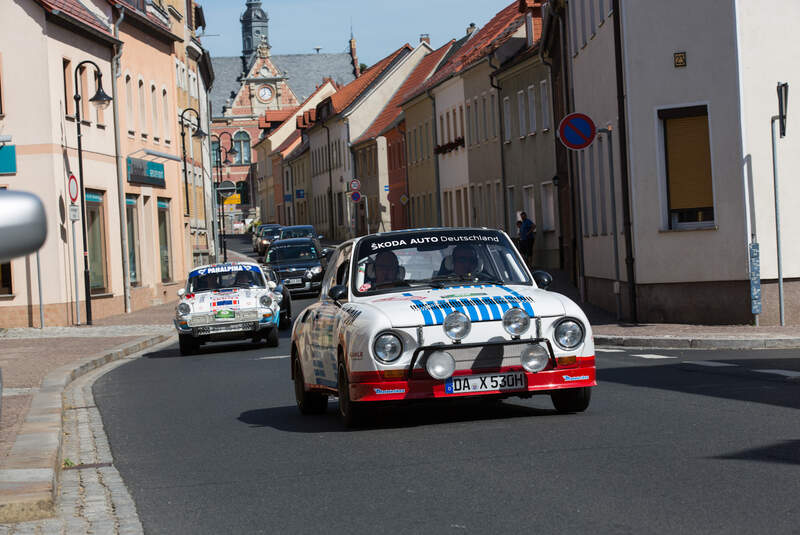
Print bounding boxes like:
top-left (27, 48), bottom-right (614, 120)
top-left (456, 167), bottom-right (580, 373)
top-left (349, 36), bottom-right (360, 77)
top-left (466, 23), bottom-right (476, 37)
top-left (419, 34), bottom-right (430, 45)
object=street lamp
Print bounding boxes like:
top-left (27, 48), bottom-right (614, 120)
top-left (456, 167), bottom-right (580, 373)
top-left (74, 60), bottom-right (112, 325)
top-left (179, 107), bottom-right (207, 217)
top-left (211, 132), bottom-right (236, 262)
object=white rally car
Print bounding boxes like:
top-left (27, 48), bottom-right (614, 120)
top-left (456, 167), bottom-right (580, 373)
top-left (174, 262), bottom-right (282, 355)
top-left (291, 228), bottom-right (596, 427)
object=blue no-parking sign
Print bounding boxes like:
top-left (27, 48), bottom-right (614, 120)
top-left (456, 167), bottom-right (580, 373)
top-left (558, 113), bottom-right (596, 150)
top-left (350, 191), bottom-right (362, 203)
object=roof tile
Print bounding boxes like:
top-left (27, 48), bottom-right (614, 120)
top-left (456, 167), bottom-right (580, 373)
top-left (35, 0), bottom-right (113, 37)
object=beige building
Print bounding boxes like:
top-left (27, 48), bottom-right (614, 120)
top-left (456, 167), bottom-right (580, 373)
top-left (0, 0), bottom-right (121, 327)
top-left (401, 92), bottom-right (439, 228)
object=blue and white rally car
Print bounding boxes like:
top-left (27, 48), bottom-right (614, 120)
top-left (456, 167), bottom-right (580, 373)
top-left (174, 262), bottom-right (283, 355)
top-left (291, 228), bottom-right (596, 427)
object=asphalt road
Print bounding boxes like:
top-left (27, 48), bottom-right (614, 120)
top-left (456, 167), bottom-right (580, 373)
top-left (94, 237), bottom-right (800, 534)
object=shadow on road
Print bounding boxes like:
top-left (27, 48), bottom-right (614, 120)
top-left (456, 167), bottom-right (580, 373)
top-left (600, 361), bottom-right (800, 411)
top-left (238, 398), bottom-right (560, 432)
top-left (712, 439), bottom-right (800, 466)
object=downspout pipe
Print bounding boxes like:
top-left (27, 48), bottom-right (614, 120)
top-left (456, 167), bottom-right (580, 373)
top-left (321, 123), bottom-right (334, 239)
top-left (488, 54), bottom-right (508, 231)
top-left (112, 7), bottom-right (130, 313)
top-left (611, 0), bottom-right (638, 322)
top-left (425, 90), bottom-right (442, 226)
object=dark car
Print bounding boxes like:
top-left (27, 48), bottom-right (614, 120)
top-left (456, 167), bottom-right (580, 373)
top-left (279, 225), bottom-right (323, 252)
top-left (257, 226), bottom-right (283, 257)
top-left (263, 238), bottom-right (327, 296)
top-left (261, 266), bottom-right (293, 330)
top-left (251, 224), bottom-right (279, 252)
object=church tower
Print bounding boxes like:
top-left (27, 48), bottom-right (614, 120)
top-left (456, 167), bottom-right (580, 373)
top-left (241, 0), bottom-right (269, 68)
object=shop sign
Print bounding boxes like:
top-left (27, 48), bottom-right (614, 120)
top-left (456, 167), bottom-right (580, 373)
top-left (127, 157), bottom-right (166, 187)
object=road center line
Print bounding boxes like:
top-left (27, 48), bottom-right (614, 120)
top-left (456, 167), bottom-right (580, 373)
top-left (256, 355), bottom-right (291, 360)
top-left (596, 348), bottom-right (625, 353)
top-left (631, 354), bottom-right (677, 359)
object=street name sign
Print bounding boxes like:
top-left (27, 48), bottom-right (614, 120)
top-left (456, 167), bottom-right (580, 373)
top-left (558, 113), bottom-right (596, 150)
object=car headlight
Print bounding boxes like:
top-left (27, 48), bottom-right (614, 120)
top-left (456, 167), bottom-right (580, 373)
top-left (553, 318), bottom-right (585, 350)
top-left (520, 344), bottom-right (549, 372)
top-left (502, 307), bottom-right (530, 336)
top-left (273, 292), bottom-right (283, 304)
top-left (426, 350), bottom-right (456, 380)
top-left (373, 332), bottom-right (403, 363)
top-left (177, 302), bottom-right (191, 316)
top-left (261, 239), bottom-right (268, 244)
top-left (309, 265), bottom-right (323, 275)
top-left (443, 311), bottom-right (470, 341)
top-left (259, 294), bottom-right (273, 307)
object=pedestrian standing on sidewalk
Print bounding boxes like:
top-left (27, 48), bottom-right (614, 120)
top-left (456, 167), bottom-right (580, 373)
top-left (519, 211), bottom-right (535, 267)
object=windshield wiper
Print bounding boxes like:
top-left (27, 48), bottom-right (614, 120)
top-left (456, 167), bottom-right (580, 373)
top-left (429, 274), bottom-right (508, 288)
top-left (371, 279), bottom-right (431, 290)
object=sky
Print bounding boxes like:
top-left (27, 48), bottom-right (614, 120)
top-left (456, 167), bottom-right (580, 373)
top-left (200, 0), bottom-right (513, 65)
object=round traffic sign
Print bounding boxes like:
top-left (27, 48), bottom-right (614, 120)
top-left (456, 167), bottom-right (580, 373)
top-left (558, 113), bottom-right (596, 150)
top-left (349, 179), bottom-right (361, 191)
top-left (68, 173), bottom-right (79, 203)
top-left (217, 180), bottom-right (236, 198)
top-left (350, 191), bottom-right (362, 203)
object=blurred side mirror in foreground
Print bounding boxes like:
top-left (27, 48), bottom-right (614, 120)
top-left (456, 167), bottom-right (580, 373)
top-left (0, 190), bottom-right (47, 263)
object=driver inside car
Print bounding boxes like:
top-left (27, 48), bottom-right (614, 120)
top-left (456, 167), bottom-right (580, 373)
top-left (438, 244), bottom-right (483, 278)
top-left (234, 270), bottom-right (254, 287)
top-left (372, 250), bottom-right (403, 286)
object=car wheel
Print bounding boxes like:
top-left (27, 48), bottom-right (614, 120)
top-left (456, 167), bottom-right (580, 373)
top-left (294, 358), bottom-right (327, 415)
top-left (279, 306), bottom-right (292, 331)
top-left (178, 334), bottom-right (198, 356)
top-left (266, 327), bottom-right (279, 347)
top-left (550, 387), bottom-right (591, 413)
top-left (337, 363), bottom-right (367, 428)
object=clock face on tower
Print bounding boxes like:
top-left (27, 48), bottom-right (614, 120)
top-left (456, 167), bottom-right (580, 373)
top-left (257, 85), bottom-right (273, 103)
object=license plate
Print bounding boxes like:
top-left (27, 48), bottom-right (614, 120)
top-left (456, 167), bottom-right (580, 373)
top-left (287, 278), bottom-right (302, 285)
top-left (215, 309), bottom-right (235, 319)
top-left (445, 372), bottom-right (527, 394)
top-left (204, 322), bottom-right (252, 334)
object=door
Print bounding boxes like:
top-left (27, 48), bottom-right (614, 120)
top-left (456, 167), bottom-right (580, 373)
top-left (314, 244), bottom-right (352, 387)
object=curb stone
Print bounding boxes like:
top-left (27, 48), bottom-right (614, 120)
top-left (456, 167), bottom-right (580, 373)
top-left (594, 334), bottom-right (800, 350)
top-left (0, 333), bottom-right (175, 523)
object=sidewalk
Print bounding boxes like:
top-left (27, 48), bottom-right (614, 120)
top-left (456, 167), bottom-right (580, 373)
top-left (0, 303), bottom-right (176, 521)
top-left (548, 269), bottom-right (800, 349)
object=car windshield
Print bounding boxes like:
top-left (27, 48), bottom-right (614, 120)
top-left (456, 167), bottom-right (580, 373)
top-left (266, 244), bottom-right (318, 262)
top-left (351, 230), bottom-right (530, 295)
top-left (280, 228), bottom-right (313, 239)
top-left (260, 228), bottom-right (281, 239)
top-left (187, 265), bottom-right (265, 292)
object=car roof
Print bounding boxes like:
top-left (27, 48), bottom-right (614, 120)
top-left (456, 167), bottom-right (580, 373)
top-left (270, 237), bottom-right (315, 246)
top-left (190, 261), bottom-right (261, 272)
top-left (280, 225), bottom-right (314, 231)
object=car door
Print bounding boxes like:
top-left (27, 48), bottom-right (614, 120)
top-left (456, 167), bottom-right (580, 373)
top-left (314, 244), bottom-right (352, 387)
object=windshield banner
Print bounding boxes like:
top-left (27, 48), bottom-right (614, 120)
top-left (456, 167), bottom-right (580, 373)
top-left (189, 264), bottom-right (258, 279)
top-left (367, 232), bottom-right (501, 253)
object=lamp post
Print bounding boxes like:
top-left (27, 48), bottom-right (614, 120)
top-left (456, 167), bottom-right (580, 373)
top-left (73, 60), bottom-right (112, 325)
top-left (211, 132), bottom-right (237, 262)
top-left (179, 108), bottom-right (207, 218)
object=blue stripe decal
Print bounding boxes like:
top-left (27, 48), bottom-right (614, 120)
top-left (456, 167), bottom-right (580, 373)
top-left (500, 285), bottom-right (535, 316)
top-left (481, 297), bottom-right (502, 320)
top-left (472, 298), bottom-right (490, 321)
top-left (495, 296), bottom-right (511, 314)
top-left (413, 300), bottom-right (434, 325)
top-left (458, 298), bottom-right (479, 322)
top-left (438, 300), bottom-right (455, 317)
top-left (429, 300), bottom-right (444, 325)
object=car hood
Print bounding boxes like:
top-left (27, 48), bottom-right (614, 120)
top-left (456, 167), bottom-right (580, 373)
top-left (354, 284), bottom-right (567, 328)
top-left (184, 288), bottom-right (268, 313)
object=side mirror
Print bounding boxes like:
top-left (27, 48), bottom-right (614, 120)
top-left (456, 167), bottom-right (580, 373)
top-left (318, 234), bottom-right (325, 240)
top-left (177, 288), bottom-right (186, 298)
top-left (0, 191), bottom-right (47, 263)
top-left (267, 281), bottom-right (277, 290)
top-left (328, 284), bottom-right (347, 304)
top-left (532, 270), bottom-right (553, 290)
top-left (321, 248), bottom-right (333, 258)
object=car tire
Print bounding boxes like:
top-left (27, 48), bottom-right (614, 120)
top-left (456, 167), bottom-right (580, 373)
top-left (279, 306), bottom-right (292, 331)
top-left (266, 327), bottom-right (279, 347)
top-left (178, 334), bottom-right (198, 356)
top-left (337, 363), bottom-right (367, 428)
top-left (550, 387), bottom-right (591, 413)
top-left (294, 358), bottom-right (327, 415)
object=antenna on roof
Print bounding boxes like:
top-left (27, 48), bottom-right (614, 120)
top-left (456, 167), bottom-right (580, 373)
top-left (313, 47), bottom-right (322, 54)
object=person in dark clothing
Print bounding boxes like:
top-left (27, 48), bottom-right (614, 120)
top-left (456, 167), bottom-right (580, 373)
top-left (519, 211), bottom-right (535, 266)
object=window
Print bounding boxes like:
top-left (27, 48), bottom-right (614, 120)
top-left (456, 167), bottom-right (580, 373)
top-left (579, 150), bottom-right (588, 236)
top-left (481, 96), bottom-right (488, 141)
top-left (0, 186), bottom-right (9, 294)
top-left (506, 186), bottom-right (515, 230)
top-left (157, 198), bottom-right (172, 283)
top-left (589, 144), bottom-right (597, 235)
top-left (659, 106), bottom-right (714, 228)
top-left (540, 80), bottom-right (551, 130)
top-left (541, 182), bottom-right (556, 231)
top-left (503, 97), bottom-right (511, 142)
top-left (125, 75), bottom-right (134, 134)
top-left (233, 131), bottom-right (251, 164)
top-left (439, 114), bottom-right (444, 144)
top-left (459, 105), bottom-right (464, 142)
top-left (527, 85), bottom-right (537, 133)
top-left (589, 0), bottom-right (596, 36)
top-left (425, 122), bottom-right (430, 157)
top-left (517, 90), bottom-right (526, 138)
top-left (570, 1), bottom-right (578, 56)
top-left (597, 136), bottom-right (608, 235)
top-left (465, 103), bottom-right (471, 145)
top-left (490, 93), bottom-right (497, 138)
top-left (63, 59), bottom-right (74, 116)
top-left (138, 79), bottom-right (146, 137)
top-left (580, 0), bottom-right (587, 46)
top-left (211, 139), bottom-right (220, 166)
top-left (78, 66), bottom-right (89, 121)
top-left (446, 110), bottom-right (451, 143)
top-left (162, 90), bottom-right (170, 141)
top-left (472, 98), bottom-right (479, 143)
top-left (151, 85), bottom-right (159, 141)
top-left (126, 195), bottom-right (141, 286)
top-left (86, 190), bottom-right (108, 294)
